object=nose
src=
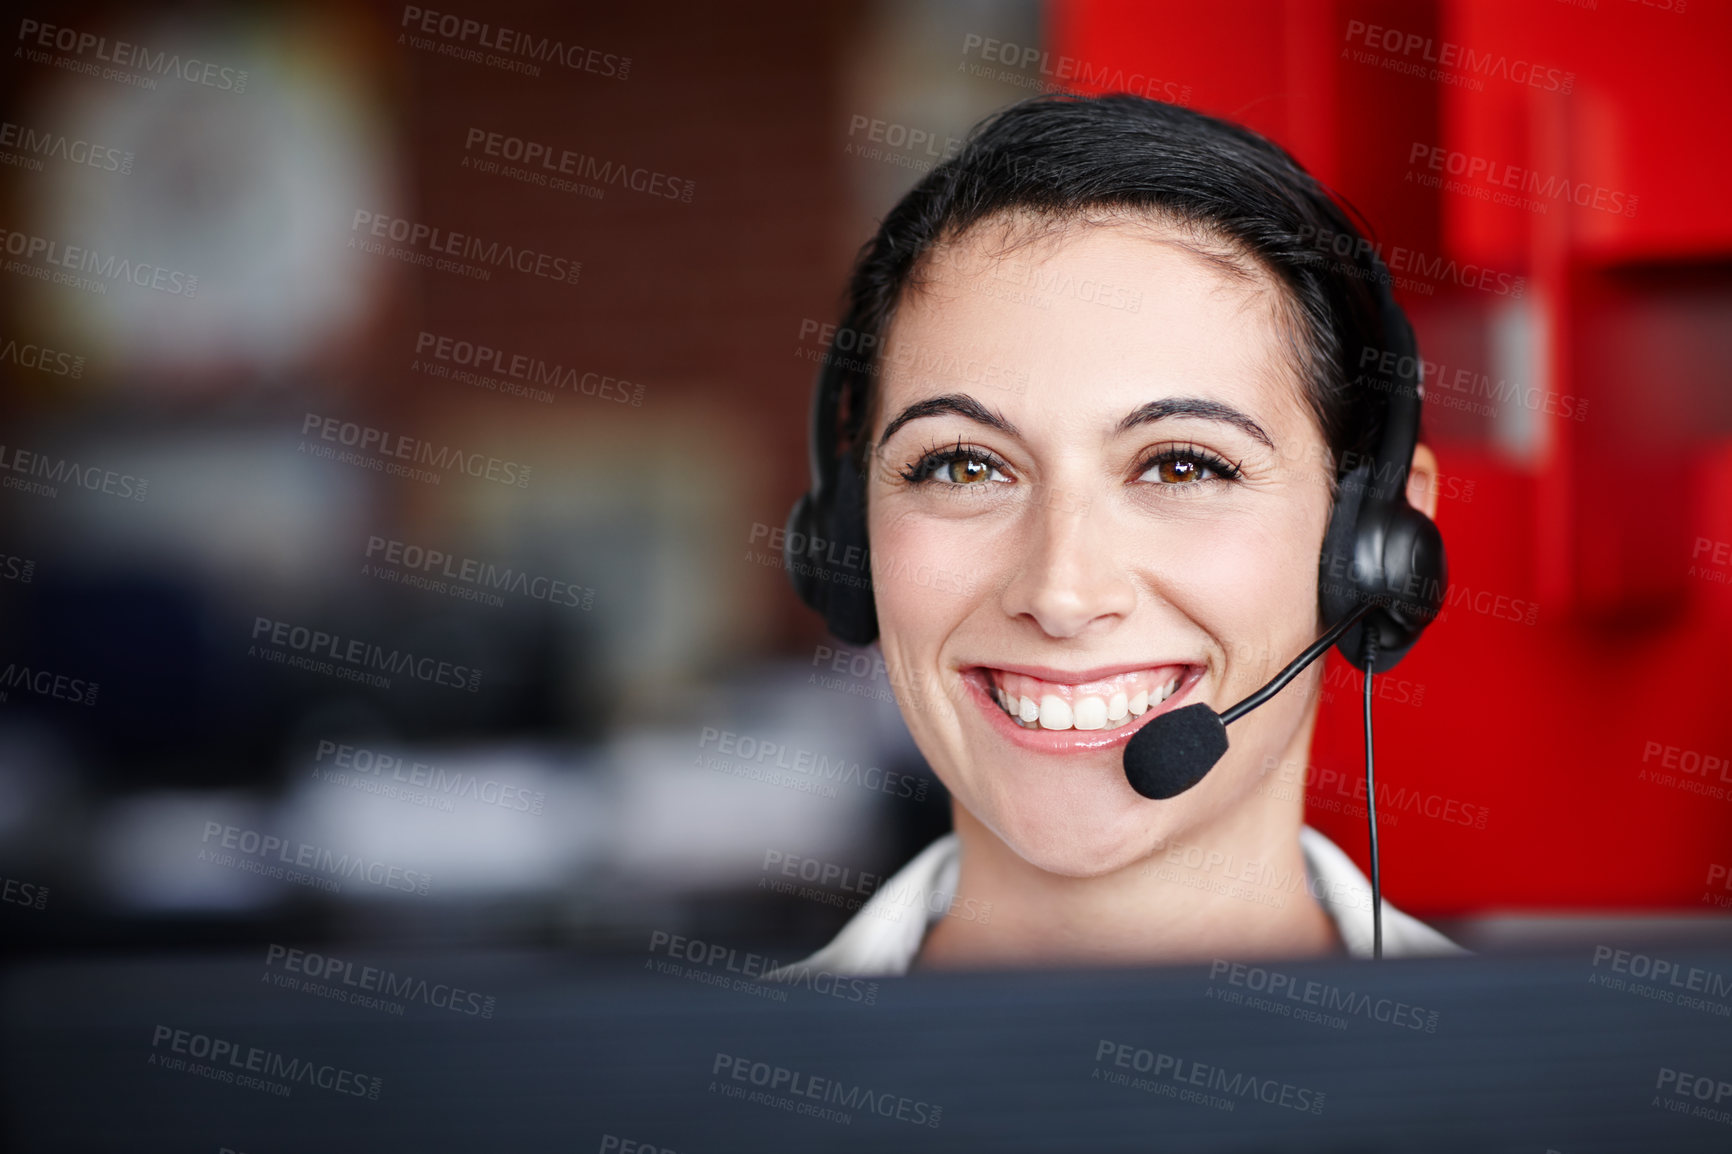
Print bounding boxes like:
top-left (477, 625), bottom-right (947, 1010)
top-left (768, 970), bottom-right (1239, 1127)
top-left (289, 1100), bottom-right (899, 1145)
top-left (998, 485), bottom-right (1138, 639)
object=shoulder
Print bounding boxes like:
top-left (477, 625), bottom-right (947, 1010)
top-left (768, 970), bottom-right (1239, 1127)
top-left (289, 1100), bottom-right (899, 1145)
top-left (767, 833), bottom-right (959, 980)
top-left (770, 825), bottom-right (1468, 978)
top-left (1300, 825), bottom-right (1470, 959)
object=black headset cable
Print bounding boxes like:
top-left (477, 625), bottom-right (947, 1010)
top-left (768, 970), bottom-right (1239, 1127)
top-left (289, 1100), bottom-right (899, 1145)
top-left (1361, 629), bottom-right (1382, 961)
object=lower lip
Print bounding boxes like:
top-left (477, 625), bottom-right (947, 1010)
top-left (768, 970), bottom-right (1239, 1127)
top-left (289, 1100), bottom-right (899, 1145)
top-left (962, 667), bottom-right (1201, 754)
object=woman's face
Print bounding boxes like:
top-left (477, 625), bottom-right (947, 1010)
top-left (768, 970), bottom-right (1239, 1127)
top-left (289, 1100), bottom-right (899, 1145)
top-left (865, 215), bottom-right (1335, 877)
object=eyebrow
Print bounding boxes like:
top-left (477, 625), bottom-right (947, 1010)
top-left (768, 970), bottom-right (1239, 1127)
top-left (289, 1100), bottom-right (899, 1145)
top-left (876, 391), bottom-right (1275, 453)
top-left (877, 393), bottom-right (1021, 449)
top-left (1115, 396), bottom-right (1275, 449)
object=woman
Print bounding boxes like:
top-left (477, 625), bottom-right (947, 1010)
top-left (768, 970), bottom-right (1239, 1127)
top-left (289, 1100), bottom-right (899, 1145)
top-left (782, 93), bottom-right (1464, 975)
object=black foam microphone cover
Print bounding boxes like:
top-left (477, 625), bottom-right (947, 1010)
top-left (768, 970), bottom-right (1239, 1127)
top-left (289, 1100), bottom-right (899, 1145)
top-left (1123, 702), bottom-right (1228, 799)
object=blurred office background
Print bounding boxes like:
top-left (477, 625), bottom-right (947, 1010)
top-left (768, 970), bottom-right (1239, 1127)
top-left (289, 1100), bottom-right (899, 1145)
top-left (0, 0), bottom-right (1727, 965)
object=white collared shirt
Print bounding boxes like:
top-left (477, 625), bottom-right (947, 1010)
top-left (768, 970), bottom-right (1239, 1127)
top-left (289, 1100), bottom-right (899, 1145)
top-left (774, 825), bottom-right (1466, 977)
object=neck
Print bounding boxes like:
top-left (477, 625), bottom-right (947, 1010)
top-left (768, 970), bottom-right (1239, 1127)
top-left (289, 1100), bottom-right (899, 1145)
top-left (916, 708), bottom-right (1343, 969)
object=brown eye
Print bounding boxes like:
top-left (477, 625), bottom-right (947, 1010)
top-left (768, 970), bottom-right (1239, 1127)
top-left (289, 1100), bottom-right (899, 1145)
top-left (898, 444), bottom-right (1012, 488)
top-left (947, 456), bottom-right (993, 484)
top-left (1157, 456), bottom-right (1210, 483)
top-left (1137, 447), bottom-right (1239, 489)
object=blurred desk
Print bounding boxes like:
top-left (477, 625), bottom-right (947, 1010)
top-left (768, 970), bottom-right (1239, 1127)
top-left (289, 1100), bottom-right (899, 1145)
top-left (6, 945), bottom-right (1732, 1152)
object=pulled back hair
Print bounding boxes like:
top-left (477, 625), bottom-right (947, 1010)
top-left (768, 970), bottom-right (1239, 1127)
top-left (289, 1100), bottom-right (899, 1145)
top-left (831, 92), bottom-right (1408, 496)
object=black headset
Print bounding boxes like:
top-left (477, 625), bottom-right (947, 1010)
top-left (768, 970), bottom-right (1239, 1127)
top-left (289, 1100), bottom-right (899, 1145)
top-left (784, 267), bottom-right (1447, 675)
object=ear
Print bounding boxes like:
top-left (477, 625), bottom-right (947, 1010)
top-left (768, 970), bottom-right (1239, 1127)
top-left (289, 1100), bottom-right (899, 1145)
top-left (1406, 443), bottom-right (1440, 522)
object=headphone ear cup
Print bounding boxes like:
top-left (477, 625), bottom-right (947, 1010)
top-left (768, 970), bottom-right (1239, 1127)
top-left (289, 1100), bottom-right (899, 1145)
top-left (822, 456), bottom-right (878, 645)
top-left (1377, 505), bottom-right (1447, 645)
top-left (784, 464), bottom-right (879, 645)
top-left (783, 493), bottom-right (825, 614)
top-left (1319, 461), bottom-right (1370, 650)
top-left (1319, 461), bottom-right (1449, 672)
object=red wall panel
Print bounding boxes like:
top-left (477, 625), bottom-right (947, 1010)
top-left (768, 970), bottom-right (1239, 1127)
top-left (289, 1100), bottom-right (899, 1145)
top-left (1050, 0), bottom-right (1732, 914)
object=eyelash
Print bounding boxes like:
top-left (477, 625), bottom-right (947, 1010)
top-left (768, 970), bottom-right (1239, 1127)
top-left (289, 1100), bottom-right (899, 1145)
top-left (897, 440), bottom-right (1243, 490)
top-left (1134, 443), bottom-right (1245, 489)
top-left (898, 439), bottom-right (1013, 487)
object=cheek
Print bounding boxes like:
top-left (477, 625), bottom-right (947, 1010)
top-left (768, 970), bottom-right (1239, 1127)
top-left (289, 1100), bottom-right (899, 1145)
top-left (867, 505), bottom-right (1002, 640)
top-left (1148, 498), bottom-right (1328, 697)
top-left (1198, 514), bottom-right (1317, 608)
top-left (867, 506), bottom-right (1005, 755)
top-left (1142, 500), bottom-right (1321, 610)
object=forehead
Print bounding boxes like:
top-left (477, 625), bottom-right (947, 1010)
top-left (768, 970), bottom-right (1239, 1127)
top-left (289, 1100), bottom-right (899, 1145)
top-left (875, 215), bottom-right (1314, 442)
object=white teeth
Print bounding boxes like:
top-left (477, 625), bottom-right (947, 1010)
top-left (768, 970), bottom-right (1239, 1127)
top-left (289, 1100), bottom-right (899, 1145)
top-left (990, 673), bottom-right (1185, 730)
top-left (1073, 696), bottom-right (1107, 730)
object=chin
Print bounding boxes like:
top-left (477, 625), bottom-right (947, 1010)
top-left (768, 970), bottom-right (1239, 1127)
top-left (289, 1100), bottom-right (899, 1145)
top-left (969, 783), bottom-right (1190, 879)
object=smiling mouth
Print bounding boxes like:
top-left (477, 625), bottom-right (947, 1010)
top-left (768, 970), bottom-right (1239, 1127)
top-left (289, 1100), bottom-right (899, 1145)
top-left (979, 665), bottom-right (1191, 732)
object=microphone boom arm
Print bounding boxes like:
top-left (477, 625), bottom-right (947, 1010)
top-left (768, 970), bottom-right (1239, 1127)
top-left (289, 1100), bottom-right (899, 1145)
top-left (1219, 602), bottom-right (1373, 727)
